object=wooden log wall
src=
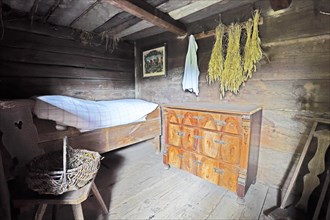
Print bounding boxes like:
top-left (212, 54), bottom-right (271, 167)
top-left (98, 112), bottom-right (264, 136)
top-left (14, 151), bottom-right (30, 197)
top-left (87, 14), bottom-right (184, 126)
top-left (0, 23), bottom-right (135, 100)
top-left (135, 0), bottom-right (330, 188)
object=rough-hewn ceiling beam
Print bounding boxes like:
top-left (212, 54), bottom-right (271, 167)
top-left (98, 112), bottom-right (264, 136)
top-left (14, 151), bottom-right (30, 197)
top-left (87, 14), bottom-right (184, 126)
top-left (103, 0), bottom-right (186, 36)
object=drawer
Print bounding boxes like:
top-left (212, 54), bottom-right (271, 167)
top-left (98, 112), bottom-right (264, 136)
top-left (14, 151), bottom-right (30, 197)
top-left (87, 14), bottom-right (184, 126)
top-left (166, 108), bottom-right (242, 135)
top-left (167, 146), bottom-right (194, 173)
top-left (166, 109), bottom-right (197, 126)
top-left (181, 151), bottom-right (195, 173)
top-left (167, 146), bottom-right (183, 168)
top-left (196, 130), bottom-right (241, 165)
top-left (167, 124), bottom-right (195, 150)
top-left (197, 112), bottom-right (242, 135)
top-left (193, 154), bottom-right (239, 192)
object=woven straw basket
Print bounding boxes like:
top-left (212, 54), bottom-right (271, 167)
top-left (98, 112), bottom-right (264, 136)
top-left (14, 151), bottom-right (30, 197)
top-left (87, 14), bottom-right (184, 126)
top-left (26, 137), bottom-right (101, 195)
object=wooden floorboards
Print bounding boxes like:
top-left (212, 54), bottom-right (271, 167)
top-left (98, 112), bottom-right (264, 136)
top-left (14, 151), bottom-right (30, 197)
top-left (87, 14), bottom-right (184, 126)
top-left (18, 141), bottom-right (280, 220)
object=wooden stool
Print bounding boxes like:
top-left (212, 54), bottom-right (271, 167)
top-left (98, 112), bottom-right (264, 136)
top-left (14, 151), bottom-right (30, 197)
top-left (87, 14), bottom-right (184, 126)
top-left (10, 176), bottom-right (108, 220)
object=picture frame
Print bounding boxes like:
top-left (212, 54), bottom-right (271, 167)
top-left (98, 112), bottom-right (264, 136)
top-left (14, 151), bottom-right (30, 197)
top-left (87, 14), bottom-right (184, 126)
top-left (142, 45), bottom-right (166, 77)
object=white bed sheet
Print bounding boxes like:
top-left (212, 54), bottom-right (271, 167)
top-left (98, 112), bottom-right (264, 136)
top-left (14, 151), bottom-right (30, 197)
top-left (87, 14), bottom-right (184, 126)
top-left (33, 95), bottom-right (158, 131)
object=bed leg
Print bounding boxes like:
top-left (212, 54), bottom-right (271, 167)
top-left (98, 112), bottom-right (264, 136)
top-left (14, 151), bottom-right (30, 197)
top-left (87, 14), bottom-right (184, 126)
top-left (153, 136), bottom-right (161, 154)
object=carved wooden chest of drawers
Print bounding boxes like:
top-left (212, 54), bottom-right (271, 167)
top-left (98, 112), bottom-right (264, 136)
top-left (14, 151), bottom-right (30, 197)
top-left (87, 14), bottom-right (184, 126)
top-left (163, 103), bottom-right (262, 198)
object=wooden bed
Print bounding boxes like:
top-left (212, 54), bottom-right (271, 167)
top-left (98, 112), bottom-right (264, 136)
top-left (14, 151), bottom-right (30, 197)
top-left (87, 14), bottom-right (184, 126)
top-left (0, 99), bottom-right (162, 157)
top-left (35, 106), bottom-right (162, 153)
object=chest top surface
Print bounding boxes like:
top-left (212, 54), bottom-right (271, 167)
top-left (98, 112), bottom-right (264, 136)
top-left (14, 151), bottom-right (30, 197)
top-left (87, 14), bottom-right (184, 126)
top-left (163, 102), bottom-right (261, 115)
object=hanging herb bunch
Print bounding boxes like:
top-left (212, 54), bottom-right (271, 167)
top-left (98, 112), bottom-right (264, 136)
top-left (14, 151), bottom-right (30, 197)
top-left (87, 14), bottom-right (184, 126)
top-left (221, 23), bottom-right (243, 98)
top-left (207, 9), bottom-right (263, 99)
top-left (208, 24), bottom-right (225, 84)
top-left (243, 10), bottom-right (263, 79)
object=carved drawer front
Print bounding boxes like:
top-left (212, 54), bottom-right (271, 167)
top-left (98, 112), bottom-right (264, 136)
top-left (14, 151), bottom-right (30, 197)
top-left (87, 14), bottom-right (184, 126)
top-left (181, 151), bottom-right (195, 173)
top-left (197, 112), bottom-right (242, 135)
top-left (167, 109), bottom-right (197, 126)
top-left (197, 130), bottom-right (241, 164)
top-left (218, 163), bottom-right (239, 192)
top-left (194, 154), bottom-right (239, 192)
top-left (194, 154), bottom-right (221, 185)
top-left (167, 123), bottom-right (181, 147)
top-left (167, 109), bottom-right (182, 124)
top-left (167, 124), bottom-right (195, 150)
top-left (167, 146), bottom-right (183, 168)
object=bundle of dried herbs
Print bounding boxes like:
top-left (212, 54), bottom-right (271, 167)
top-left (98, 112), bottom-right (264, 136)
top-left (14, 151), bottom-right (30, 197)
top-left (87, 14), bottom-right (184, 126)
top-left (208, 24), bottom-right (225, 84)
top-left (243, 10), bottom-right (263, 80)
top-left (243, 19), bottom-right (253, 78)
top-left (220, 23), bottom-right (243, 98)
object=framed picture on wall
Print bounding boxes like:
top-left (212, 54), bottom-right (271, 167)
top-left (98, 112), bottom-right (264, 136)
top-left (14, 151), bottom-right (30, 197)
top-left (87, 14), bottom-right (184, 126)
top-left (142, 45), bottom-right (166, 77)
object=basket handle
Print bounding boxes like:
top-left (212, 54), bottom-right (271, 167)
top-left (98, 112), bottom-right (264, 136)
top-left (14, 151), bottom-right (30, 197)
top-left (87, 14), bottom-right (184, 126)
top-left (63, 136), bottom-right (67, 184)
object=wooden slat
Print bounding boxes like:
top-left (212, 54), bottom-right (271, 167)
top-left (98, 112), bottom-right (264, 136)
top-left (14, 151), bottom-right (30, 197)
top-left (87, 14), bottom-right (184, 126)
top-left (69, 1), bottom-right (101, 27)
top-left (67, 118), bottom-right (161, 153)
top-left (0, 29), bottom-right (134, 59)
top-left (43, 0), bottom-right (62, 22)
top-left (124, 26), bottom-right (165, 41)
top-left (71, 2), bottom-right (122, 32)
top-left (4, 19), bottom-right (75, 40)
top-left (263, 34), bottom-right (330, 47)
top-left (0, 62), bottom-right (134, 81)
top-left (48, 0), bottom-right (98, 26)
top-left (207, 183), bottom-right (268, 219)
top-left (0, 47), bottom-right (133, 72)
top-left (259, 187), bottom-right (280, 219)
top-left (168, 0), bottom-right (226, 21)
top-left (0, 77), bottom-right (135, 100)
top-left (181, 0), bottom-right (256, 24)
top-left (117, 20), bottom-right (154, 38)
top-left (94, 12), bottom-right (138, 33)
top-left (104, 0), bottom-right (186, 36)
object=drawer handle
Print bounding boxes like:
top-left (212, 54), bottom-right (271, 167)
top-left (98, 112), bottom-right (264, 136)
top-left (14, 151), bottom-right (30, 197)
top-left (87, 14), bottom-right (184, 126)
top-left (194, 135), bottom-right (203, 140)
top-left (177, 154), bottom-right (185, 159)
top-left (214, 119), bottom-right (226, 126)
top-left (213, 167), bottom-right (224, 174)
top-left (177, 131), bottom-right (186, 136)
top-left (193, 116), bottom-right (204, 120)
top-left (214, 140), bottom-right (226, 145)
top-left (193, 160), bottom-right (203, 165)
top-left (177, 114), bottom-right (184, 119)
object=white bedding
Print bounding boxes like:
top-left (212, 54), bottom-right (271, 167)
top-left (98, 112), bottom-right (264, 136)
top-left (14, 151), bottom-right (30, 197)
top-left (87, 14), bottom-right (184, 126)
top-left (33, 95), bottom-right (158, 131)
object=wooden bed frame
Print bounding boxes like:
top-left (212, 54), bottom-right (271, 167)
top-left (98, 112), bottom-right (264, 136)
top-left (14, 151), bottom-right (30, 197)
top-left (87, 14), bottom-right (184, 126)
top-left (35, 106), bottom-right (162, 153)
top-left (0, 99), bottom-right (161, 156)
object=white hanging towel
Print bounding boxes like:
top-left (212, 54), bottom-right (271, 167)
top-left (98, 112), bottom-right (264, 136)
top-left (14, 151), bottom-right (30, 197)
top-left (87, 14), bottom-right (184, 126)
top-left (182, 34), bottom-right (200, 96)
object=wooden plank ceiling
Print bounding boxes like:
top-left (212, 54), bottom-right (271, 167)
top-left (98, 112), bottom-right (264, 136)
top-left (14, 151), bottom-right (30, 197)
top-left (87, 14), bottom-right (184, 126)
top-left (2, 0), bottom-right (259, 41)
